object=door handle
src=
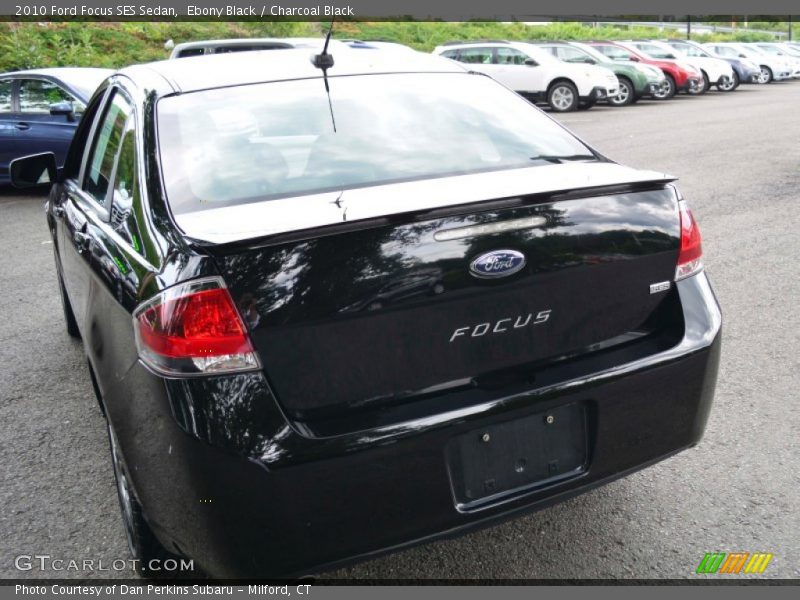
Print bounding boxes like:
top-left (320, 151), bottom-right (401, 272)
top-left (14, 122), bottom-right (31, 131)
top-left (73, 230), bottom-right (91, 252)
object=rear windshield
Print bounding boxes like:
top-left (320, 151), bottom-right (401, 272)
top-left (157, 72), bottom-right (594, 214)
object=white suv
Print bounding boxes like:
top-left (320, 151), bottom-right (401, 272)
top-left (433, 41), bottom-right (619, 112)
top-left (703, 42), bottom-right (792, 83)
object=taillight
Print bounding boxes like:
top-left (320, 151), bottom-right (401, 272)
top-left (133, 277), bottom-right (260, 376)
top-left (675, 199), bottom-right (703, 281)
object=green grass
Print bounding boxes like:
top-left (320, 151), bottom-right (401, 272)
top-left (0, 20), bottom-right (781, 71)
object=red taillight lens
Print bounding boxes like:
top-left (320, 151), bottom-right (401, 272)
top-left (675, 199), bottom-right (703, 281)
top-left (133, 278), bottom-right (260, 375)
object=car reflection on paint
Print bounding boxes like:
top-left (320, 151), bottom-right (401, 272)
top-left (341, 268), bottom-right (445, 313)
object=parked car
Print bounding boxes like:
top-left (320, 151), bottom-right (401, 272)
top-left (664, 39), bottom-right (761, 89)
top-left (168, 37), bottom-right (332, 59)
top-left (774, 42), bottom-right (800, 59)
top-left (703, 42), bottom-right (792, 83)
top-left (433, 41), bottom-right (619, 112)
top-left (537, 41), bottom-right (666, 106)
top-left (0, 67), bottom-right (112, 184)
top-left (339, 39), bottom-right (418, 53)
top-left (588, 41), bottom-right (703, 99)
top-left (11, 46), bottom-right (721, 578)
top-left (747, 42), bottom-right (800, 78)
top-left (627, 40), bottom-right (734, 93)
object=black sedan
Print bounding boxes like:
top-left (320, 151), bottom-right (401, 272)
top-left (11, 46), bottom-right (721, 578)
top-left (0, 68), bottom-right (112, 184)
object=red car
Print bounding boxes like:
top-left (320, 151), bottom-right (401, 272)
top-left (589, 41), bottom-right (703, 99)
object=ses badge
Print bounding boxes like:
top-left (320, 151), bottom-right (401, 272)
top-left (469, 250), bottom-right (526, 279)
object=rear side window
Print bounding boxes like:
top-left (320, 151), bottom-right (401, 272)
top-left (0, 80), bottom-right (11, 112)
top-left (177, 48), bottom-right (205, 58)
top-left (683, 46), bottom-right (706, 58)
top-left (714, 46), bottom-right (737, 58)
top-left (595, 45), bottom-right (631, 60)
top-left (553, 46), bottom-right (589, 63)
top-left (214, 43), bottom-right (289, 53)
top-left (84, 92), bottom-right (132, 207)
top-left (158, 72), bottom-right (594, 215)
top-left (633, 43), bottom-right (673, 59)
top-left (496, 47), bottom-right (529, 65)
top-left (456, 47), bottom-right (494, 64)
top-left (19, 79), bottom-right (84, 115)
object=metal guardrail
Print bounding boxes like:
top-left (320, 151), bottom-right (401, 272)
top-left (596, 21), bottom-right (787, 39)
top-left (515, 18), bottom-right (789, 40)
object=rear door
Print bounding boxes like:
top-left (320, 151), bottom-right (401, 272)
top-left (494, 47), bottom-right (546, 93)
top-left (16, 77), bottom-right (83, 168)
top-left (59, 89), bottom-right (132, 332)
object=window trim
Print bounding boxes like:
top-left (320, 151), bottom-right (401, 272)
top-left (106, 118), bottom-right (139, 244)
top-left (78, 87), bottom-right (135, 219)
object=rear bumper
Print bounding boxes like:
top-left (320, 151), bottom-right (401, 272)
top-left (108, 272), bottom-right (721, 578)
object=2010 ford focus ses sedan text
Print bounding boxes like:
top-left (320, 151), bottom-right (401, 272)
top-left (11, 46), bottom-right (721, 578)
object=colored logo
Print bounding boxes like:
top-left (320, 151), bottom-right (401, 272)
top-left (696, 552), bottom-right (773, 574)
top-left (469, 250), bottom-right (526, 279)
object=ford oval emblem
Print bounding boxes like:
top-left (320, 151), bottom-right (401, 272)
top-left (469, 249), bottom-right (526, 279)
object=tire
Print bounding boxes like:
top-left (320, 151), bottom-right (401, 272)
top-left (55, 261), bottom-right (80, 339)
top-left (759, 66), bottom-right (773, 84)
top-left (107, 422), bottom-right (181, 579)
top-left (547, 81), bottom-right (579, 112)
top-left (653, 74), bottom-right (676, 99)
top-left (688, 71), bottom-right (709, 95)
top-left (717, 71), bottom-right (738, 92)
top-left (608, 77), bottom-right (634, 106)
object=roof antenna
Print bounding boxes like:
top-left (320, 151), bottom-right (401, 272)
top-left (313, 18), bottom-right (336, 72)
top-left (312, 18), bottom-right (337, 132)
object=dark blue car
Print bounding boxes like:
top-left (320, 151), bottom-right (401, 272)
top-left (0, 68), bottom-right (112, 183)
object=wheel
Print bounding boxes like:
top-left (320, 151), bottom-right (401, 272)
top-left (547, 81), bottom-right (578, 112)
top-left (717, 71), bottom-right (738, 92)
top-left (653, 74), bottom-right (676, 99)
top-left (608, 77), bottom-right (634, 106)
top-left (688, 72), bottom-right (709, 95)
top-left (55, 258), bottom-right (80, 339)
top-left (107, 422), bottom-right (179, 578)
top-left (758, 66), bottom-right (773, 84)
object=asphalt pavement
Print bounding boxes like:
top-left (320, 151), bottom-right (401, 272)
top-left (1, 81), bottom-right (798, 580)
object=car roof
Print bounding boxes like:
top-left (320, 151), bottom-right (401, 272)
top-left (172, 37), bottom-right (329, 50)
top-left (123, 46), bottom-right (465, 94)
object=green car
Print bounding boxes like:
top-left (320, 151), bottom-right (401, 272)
top-left (537, 41), bottom-right (666, 106)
